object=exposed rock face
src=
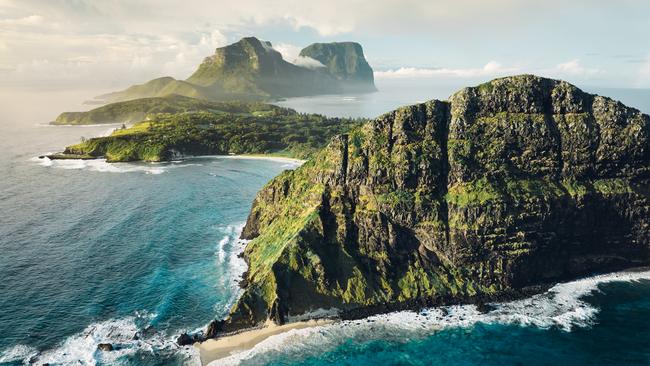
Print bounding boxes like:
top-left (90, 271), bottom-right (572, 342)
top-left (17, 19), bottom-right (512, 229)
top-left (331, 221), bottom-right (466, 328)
top-left (188, 37), bottom-right (376, 97)
top-left (207, 75), bottom-right (650, 337)
top-left (97, 343), bottom-right (113, 351)
top-left (101, 37), bottom-right (377, 103)
top-left (299, 42), bottom-right (376, 91)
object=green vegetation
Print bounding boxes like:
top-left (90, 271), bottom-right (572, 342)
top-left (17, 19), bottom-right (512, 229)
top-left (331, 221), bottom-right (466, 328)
top-left (50, 105), bottom-right (364, 162)
top-left (52, 94), bottom-right (280, 125)
top-left (208, 75), bottom-right (650, 336)
top-left (445, 178), bottom-right (502, 207)
top-left (95, 77), bottom-right (215, 104)
top-left (593, 178), bottom-right (634, 195)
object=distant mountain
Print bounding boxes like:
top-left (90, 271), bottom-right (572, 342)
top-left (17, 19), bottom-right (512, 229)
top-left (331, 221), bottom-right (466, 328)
top-left (96, 37), bottom-right (376, 104)
top-left (300, 42), bottom-right (375, 85)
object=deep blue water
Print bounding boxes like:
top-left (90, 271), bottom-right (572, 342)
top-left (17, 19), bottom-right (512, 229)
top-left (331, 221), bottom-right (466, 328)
top-left (1, 84), bottom-right (650, 365)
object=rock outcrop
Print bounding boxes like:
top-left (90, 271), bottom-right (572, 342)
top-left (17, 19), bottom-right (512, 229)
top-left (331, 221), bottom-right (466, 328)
top-left (98, 37), bottom-right (376, 103)
top-left (207, 75), bottom-right (650, 337)
top-left (299, 42), bottom-right (376, 91)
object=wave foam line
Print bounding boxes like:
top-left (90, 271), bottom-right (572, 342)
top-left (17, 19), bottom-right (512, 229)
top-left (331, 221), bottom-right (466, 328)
top-left (212, 223), bottom-right (249, 316)
top-left (211, 268), bottom-right (650, 365)
top-left (0, 312), bottom-right (201, 366)
top-left (30, 156), bottom-right (203, 174)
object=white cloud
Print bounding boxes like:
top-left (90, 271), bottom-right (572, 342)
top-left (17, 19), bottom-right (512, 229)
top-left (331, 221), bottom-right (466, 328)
top-left (294, 56), bottom-right (326, 69)
top-left (375, 61), bottom-right (519, 79)
top-left (273, 43), bottom-right (302, 63)
top-left (0, 14), bottom-right (43, 26)
top-left (273, 43), bottom-right (325, 69)
top-left (283, 14), bottom-right (354, 37)
top-left (199, 30), bottom-right (228, 52)
top-left (550, 59), bottom-right (602, 76)
top-left (0, 0), bottom-right (645, 89)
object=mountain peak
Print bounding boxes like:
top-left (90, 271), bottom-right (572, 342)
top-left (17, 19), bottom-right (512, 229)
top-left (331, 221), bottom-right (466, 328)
top-left (300, 41), bottom-right (374, 85)
top-left (98, 36), bottom-right (377, 102)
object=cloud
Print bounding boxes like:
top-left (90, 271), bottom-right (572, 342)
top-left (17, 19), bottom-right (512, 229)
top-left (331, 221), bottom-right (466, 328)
top-left (282, 14), bottom-right (354, 36)
top-left (0, 0), bottom-right (646, 89)
top-left (549, 59), bottom-right (602, 76)
top-left (375, 61), bottom-right (519, 79)
top-left (0, 14), bottom-right (43, 26)
top-left (294, 56), bottom-right (326, 69)
top-left (273, 43), bottom-right (302, 63)
top-left (273, 43), bottom-right (325, 69)
top-left (199, 30), bottom-right (228, 52)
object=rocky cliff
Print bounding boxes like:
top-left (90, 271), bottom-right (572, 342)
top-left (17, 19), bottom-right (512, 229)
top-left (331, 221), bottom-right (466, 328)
top-left (99, 37), bottom-right (376, 103)
top-left (206, 75), bottom-right (650, 337)
top-left (299, 42), bottom-right (376, 91)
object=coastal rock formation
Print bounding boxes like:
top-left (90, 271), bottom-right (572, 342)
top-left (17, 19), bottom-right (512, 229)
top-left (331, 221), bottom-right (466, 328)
top-left (97, 343), bottom-right (113, 351)
top-left (299, 42), bottom-right (376, 90)
top-left (207, 75), bottom-right (650, 337)
top-left (97, 37), bottom-right (376, 103)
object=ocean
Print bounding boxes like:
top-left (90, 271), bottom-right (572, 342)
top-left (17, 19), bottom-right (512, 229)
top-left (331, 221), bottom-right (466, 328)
top-left (1, 79), bottom-right (650, 365)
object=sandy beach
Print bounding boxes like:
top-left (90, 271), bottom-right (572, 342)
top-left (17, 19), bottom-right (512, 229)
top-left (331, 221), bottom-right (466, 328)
top-left (196, 319), bottom-right (331, 365)
top-left (219, 154), bottom-right (306, 165)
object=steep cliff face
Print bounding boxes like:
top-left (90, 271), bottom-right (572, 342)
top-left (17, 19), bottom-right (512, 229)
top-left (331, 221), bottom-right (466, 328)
top-left (186, 37), bottom-right (311, 96)
top-left (186, 37), bottom-right (375, 98)
top-left (94, 37), bottom-right (377, 103)
top-left (207, 75), bottom-right (650, 336)
top-left (299, 42), bottom-right (376, 91)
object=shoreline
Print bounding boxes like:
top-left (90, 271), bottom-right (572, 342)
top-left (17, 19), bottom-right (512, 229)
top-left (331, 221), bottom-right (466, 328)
top-left (214, 154), bottom-right (306, 164)
top-left (40, 153), bottom-right (306, 165)
top-left (193, 266), bottom-right (650, 365)
top-left (196, 319), bottom-right (331, 365)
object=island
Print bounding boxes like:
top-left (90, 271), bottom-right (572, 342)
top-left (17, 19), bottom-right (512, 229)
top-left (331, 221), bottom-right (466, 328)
top-left (203, 75), bottom-right (650, 342)
top-left (51, 37), bottom-right (376, 126)
top-left (94, 37), bottom-right (376, 105)
top-left (47, 104), bottom-right (363, 161)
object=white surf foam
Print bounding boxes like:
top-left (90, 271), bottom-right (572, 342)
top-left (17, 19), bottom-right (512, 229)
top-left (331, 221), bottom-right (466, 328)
top-left (213, 223), bottom-right (249, 314)
top-left (210, 268), bottom-right (650, 365)
top-left (30, 156), bottom-right (203, 175)
top-left (0, 344), bottom-right (38, 364)
top-left (3, 312), bottom-right (201, 366)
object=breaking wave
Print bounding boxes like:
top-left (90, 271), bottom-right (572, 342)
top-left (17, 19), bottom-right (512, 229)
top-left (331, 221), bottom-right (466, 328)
top-left (211, 268), bottom-right (650, 365)
top-left (30, 156), bottom-right (203, 174)
top-left (0, 313), bottom-right (199, 366)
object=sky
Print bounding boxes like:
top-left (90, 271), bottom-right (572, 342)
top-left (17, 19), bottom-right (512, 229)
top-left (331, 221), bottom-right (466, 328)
top-left (1, 0), bottom-right (650, 91)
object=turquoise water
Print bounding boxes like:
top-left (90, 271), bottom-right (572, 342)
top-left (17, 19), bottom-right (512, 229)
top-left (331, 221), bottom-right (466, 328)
top-left (1, 84), bottom-right (650, 365)
top-left (0, 120), bottom-right (300, 364)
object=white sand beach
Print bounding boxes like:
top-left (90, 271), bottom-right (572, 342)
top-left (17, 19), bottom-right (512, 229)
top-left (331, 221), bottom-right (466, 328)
top-left (196, 319), bottom-right (331, 365)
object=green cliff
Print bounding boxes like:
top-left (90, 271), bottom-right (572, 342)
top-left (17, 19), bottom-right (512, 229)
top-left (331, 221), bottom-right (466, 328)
top-left (96, 37), bottom-right (376, 104)
top-left (48, 105), bottom-right (363, 162)
top-left (207, 75), bottom-right (650, 337)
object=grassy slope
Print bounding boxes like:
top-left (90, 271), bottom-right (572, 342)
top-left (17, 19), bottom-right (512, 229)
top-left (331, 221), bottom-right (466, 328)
top-left (52, 95), bottom-right (278, 125)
